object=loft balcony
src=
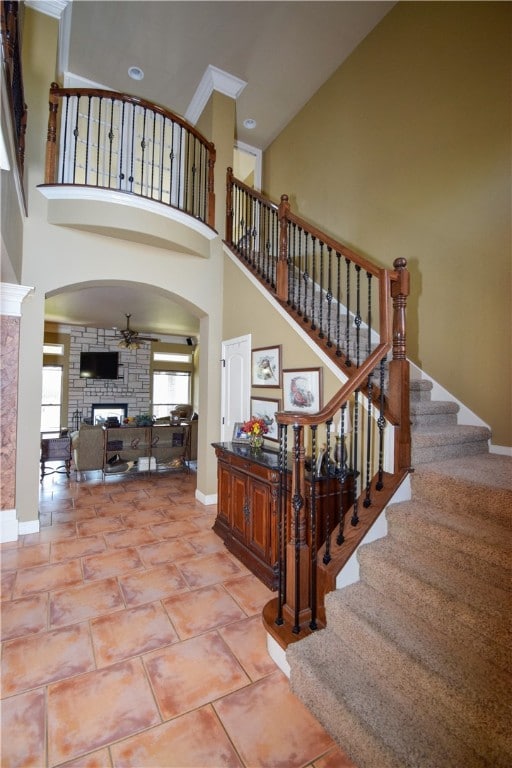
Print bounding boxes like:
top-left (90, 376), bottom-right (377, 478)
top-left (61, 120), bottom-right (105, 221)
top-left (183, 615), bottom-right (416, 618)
top-left (38, 83), bottom-right (218, 256)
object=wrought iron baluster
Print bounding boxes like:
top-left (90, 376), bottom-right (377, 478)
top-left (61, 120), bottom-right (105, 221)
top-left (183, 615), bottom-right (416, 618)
top-left (128, 103), bottom-right (136, 190)
top-left (276, 424), bottom-right (287, 626)
top-left (323, 420), bottom-right (333, 565)
top-left (351, 390), bottom-right (360, 527)
top-left (309, 425), bottom-right (318, 630)
top-left (364, 371), bottom-right (373, 508)
top-left (95, 96), bottom-right (102, 186)
top-left (291, 423), bottom-right (304, 634)
top-left (139, 107), bottom-right (147, 195)
top-left (119, 100), bottom-right (126, 189)
top-left (84, 95), bottom-right (92, 185)
top-left (355, 265), bottom-right (362, 367)
top-left (310, 236), bottom-right (317, 330)
top-left (107, 98), bottom-right (115, 189)
top-left (318, 241), bottom-right (325, 337)
top-left (326, 246), bottom-right (333, 346)
top-left (72, 94), bottom-right (81, 185)
top-left (345, 258), bottom-right (352, 366)
top-left (335, 251), bottom-right (342, 356)
top-left (303, 233), bottom-right (310, 323)
top-left (376, 357), bottom-right (387, 490)
top-left (60, 95), bottom-right (70, 184)
top-left (367, 271), bottom-right (373, 359)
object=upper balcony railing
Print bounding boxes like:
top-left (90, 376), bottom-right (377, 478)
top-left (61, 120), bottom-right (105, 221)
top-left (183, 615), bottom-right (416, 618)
top-left (43, 83), bottom-right (216, 229)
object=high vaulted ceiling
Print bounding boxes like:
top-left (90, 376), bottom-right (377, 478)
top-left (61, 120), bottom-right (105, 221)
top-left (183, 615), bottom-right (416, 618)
top-left (40, 0), bottom-right (395, 337)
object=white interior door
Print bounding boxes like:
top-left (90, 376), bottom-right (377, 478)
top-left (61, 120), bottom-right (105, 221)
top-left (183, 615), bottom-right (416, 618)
top-left (220, 334), bottom-right (251, 442)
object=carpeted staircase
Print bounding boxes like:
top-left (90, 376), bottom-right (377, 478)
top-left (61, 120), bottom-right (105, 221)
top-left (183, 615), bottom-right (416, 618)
top-left (287, 380), bottom-right (511, 767)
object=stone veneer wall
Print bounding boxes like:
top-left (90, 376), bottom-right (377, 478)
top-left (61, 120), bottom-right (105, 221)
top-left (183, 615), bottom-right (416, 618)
top-left (66, 325), bottom-right (152, 427)
top-left (1, 315), bottom-right (20, 510)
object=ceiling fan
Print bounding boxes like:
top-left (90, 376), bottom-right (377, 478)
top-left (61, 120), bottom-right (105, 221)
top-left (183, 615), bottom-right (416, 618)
top-left (115, 314), bottom-right (159, 349)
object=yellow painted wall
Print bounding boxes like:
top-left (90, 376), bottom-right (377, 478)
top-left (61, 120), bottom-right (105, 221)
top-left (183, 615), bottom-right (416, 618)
top-left (262, 2), bottom-right (511, 447)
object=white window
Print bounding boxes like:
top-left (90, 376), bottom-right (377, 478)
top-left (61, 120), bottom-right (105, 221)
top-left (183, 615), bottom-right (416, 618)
top-left (152, 371), bottom-right (191, 418)
top-left (41, 366), bottom-right (63, 437)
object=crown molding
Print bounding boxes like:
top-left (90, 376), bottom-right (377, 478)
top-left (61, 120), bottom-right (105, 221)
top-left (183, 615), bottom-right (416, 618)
top-left (0, 284), bottom-right (34, 316)
top-left (185, 65), bottom-right (247, 126)
top-left (25, 0), bottom-right (70, 20)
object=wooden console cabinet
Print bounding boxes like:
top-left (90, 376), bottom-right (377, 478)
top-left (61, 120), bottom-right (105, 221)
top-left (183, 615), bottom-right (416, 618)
top-left (212, 443), bottom-right (355, 590)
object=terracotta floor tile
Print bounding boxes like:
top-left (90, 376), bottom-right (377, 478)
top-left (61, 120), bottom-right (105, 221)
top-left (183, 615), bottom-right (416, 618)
top-left (95, 500), bottom-right (138, 516)
top-left (149, 519), bottom-right (201, 539)
top-left (91, 601), bottom-right (179, 667)
top-left (50, 534), bottom-right (106, 562)
top-left (0, 542), bottom-right (50, 571)
top-left (22, 522), bottom-right (77, 545)
top-left (130, 498), bottom-right (171, 512)
top-left (121, 508), bottom-right (169, 527)
top-left (2, 623), bottom-right (95, 695)
top-left (82, 546), bottom-right (144, 581)
top-left (13, 559), bottom-right (83, 597)
top-left (1, 592), bottom-right (48, 641)
top-left (162, 584), bottom-right (247, 639)
top-left (0, 689), bottom-right (46, 768)
top-left (104, 489), bottom-right (149, 504)
top-left (0, 570), bottom-right (16, 601)
top-left (50, 577), bottom-right (124, 627)
top-left (313, 746), bottom-right (359, 768)
top-left (110, 705), bottom-right (243, 767)
top-left (77, 515), bottom-right (125, 537)
top-left (51, 506), bottom-right (97, 523)
top-left (224, 573), bottom-right (275, 615)
top-left (47, 659), bottom-right (161, 766)
top-left (186, 528), bottom-right (226, 554)
top-left (103, 526), bottom-right (158, 550)
top-left (144, 630), bottom-right (249, 719)
top-left (137, 538), bottom-right (197, 567)
top-left (214, 670), bottom-right (335, 768)
top-left (119, 563), bottom-right (189, 607)
top-left (218, 614), bottom-right (278, 681)
top-left (177, 551), bottom-right (246, 588)
top-left (57, 748), bottom-right (113, 767)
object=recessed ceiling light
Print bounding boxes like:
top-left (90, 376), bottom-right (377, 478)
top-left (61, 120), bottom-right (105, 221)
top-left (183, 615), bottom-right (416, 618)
top-left (243, 118), bottom-right (257, 129)
top-left (128, 66), bottom-right (144, 81)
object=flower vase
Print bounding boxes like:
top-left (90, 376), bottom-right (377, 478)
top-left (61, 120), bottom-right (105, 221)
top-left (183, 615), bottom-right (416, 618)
top-left (250, 434), bottom-right (264, 451)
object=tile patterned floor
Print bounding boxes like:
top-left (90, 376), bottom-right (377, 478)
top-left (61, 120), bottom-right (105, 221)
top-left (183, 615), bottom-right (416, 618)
top-left (1, 468), bottom-right (357, 768)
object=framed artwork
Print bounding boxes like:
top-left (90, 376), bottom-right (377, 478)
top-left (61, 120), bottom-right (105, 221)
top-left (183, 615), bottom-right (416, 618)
top-left (282, 368), bottom-right (322, 414)
top-left (232, 422), bottom-right (251, 443)
top-left (251, 345), bottom-right (281, 388)
top-left (250, 397), bottom-right (281, 442)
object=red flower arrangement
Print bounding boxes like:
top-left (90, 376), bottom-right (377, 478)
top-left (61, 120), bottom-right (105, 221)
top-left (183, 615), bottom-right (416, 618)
top-left (241, 417), bottom-right (269, 437)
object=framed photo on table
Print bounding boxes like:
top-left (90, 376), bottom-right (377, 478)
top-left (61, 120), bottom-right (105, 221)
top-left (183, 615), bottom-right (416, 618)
top-left (250, 397), bottom-right (281, 442)
top-left (251, 345), bottom-right (281, 388)
top-left (282, 368), bottom-right (322, 414)
top-left (232, 422), bottom-right (251, 443)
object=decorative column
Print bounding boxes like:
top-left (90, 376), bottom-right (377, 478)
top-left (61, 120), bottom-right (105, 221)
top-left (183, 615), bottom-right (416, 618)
top-left (0, 283), bottom-right (34, 542)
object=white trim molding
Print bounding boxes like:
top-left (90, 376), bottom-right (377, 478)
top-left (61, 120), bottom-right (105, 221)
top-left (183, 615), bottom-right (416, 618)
top-left (25, 0), bottom-right (70, 20)
top-left (0, 284), bottom-right (34, 316)
top-left (0, 509), bottom-right (18, 543)
top-left (186, 65), bottom-right (247, 126)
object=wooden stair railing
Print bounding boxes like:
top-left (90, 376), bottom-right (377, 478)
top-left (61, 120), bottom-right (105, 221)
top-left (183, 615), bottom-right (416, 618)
top-left (42, 83), bottom-right (216, 229)
top-left (226, 169), bottom-right (411, 644)
top-left (1, 1), bottom-right (27, 199)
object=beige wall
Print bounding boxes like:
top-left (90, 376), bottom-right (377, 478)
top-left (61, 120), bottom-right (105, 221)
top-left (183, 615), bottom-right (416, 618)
top-left (262, 2), bottom-right (511, 447)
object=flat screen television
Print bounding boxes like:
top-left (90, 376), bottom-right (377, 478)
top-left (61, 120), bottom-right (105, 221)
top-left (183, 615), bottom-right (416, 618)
top-left (80, 351), bottom-right (119, 380)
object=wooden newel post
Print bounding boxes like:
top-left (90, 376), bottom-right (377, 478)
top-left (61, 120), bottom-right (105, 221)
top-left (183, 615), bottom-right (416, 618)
top-left (388, 257), bottom-right (411, 472)
top-left (283, 424), bottom-right (311, 632)
top-left (207, 143), bottom-right (216, 230)
top-left (276, 194), bottom-right (290, 302)
top-left (225, 167), bottom-right (234, 245)
top-left (45, 83), bottom-right (60, 184)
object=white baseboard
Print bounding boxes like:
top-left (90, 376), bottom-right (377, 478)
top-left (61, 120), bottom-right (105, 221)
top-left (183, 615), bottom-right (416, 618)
top-left (0, 509), bottom-right (18, 543)
top-left (195, 489), bottom-right (217, 505)
top-left (267, 634), bottom-right (291, 678)
top-left (19, 519), bottom-right (40, 535)
top-left (490, 444), bottom-right (512, 457)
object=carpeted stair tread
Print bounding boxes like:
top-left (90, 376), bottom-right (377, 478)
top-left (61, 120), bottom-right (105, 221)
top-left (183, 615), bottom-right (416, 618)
top-left (409, 378), bottom-right (433, 402)
top-left (411, 424), bottom-right (491, 463)
top-left (410, 399), bottom-right (458, 427)
top-left (288, 629), bottom-right (498, 768)
top-left (357, 537), bottom-right (510, 652)
top-left (411, 458), bottom-right (512, 527)
top-left (385, 500), bottom-right (511, 579)
top-left (324, 582), bottom-right (511, 749)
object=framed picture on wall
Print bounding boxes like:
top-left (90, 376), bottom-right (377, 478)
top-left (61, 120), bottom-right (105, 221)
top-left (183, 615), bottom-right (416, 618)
top-left (282, 368), bottom-right (322, 414)
top-left (251, 345), bottom-right (281, 388)
top-left (232, 422), bottom-right (251, 443)
top-left (250, 397), bottom-right (281, 442)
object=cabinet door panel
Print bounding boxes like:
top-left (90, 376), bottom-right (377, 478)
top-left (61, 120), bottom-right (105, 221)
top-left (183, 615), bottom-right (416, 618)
top-left (230, 471), bottom-right (248, 539)
top-left (217, 463), bottom-right (231, 524)
top-left (247, 478), bottom-right (271, 560)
